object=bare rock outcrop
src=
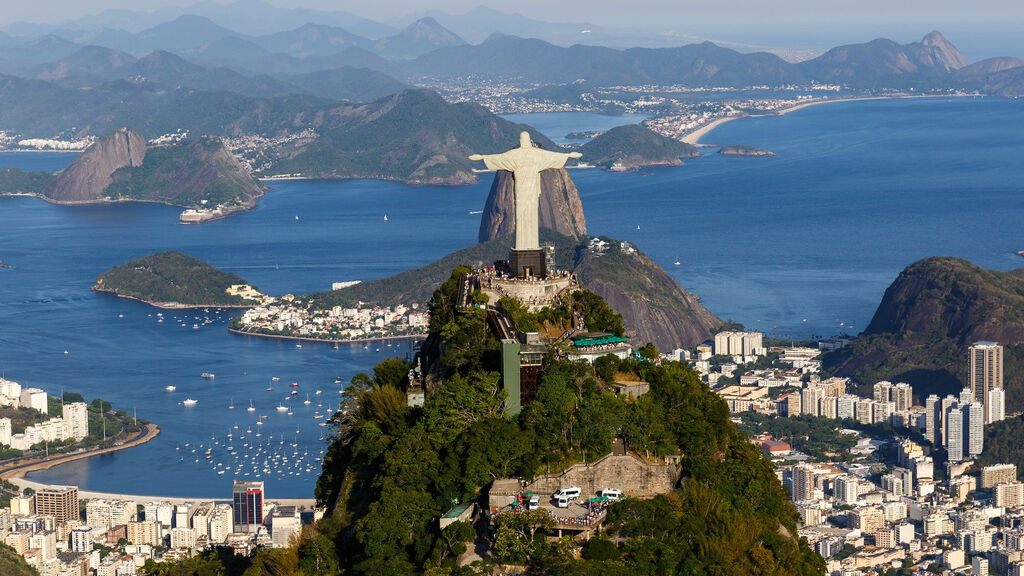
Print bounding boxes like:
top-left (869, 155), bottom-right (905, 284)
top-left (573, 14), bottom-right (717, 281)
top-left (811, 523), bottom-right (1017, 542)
top-left (47, 127), bottom-right (146, 202)
top-left (575, 243), bottom-right (721, 350)
top-left (478, 167), bottom-right (587, 243)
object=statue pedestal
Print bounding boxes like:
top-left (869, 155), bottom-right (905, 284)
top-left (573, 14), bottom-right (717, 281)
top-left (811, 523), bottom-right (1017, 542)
top-left (509, 249), bottom-right (546, 279)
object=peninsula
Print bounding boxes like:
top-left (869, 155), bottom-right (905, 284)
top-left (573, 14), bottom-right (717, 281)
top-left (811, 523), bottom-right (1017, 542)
top-left (93, 251), bottom-right (267, 308)
top-left (0, 128), bottom-right (266, 222)
top-left (578, 124), bottom-right (699, 170)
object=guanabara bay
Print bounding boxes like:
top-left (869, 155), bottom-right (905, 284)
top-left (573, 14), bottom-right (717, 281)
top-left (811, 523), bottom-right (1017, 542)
top-left (2, 2), bottom-right (1024, 576)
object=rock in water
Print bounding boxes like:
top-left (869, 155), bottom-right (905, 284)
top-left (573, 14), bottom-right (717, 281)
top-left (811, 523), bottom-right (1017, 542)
top-left (478, 167), bottom-right (587, 243)
top-left (48, 127), bottom-right (146, 202)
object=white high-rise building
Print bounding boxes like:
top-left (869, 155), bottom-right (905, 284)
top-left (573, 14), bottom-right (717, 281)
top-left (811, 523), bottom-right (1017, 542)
top-left (947, 404), bottom-right (965, 462)
top-left (837, 395), bottom-right (858, 420)
top-left (835, 475), bottom-right (858, 504)
top-left (62, 402), bottom-right (89, 441)
top-left (0, 417), bottom-right (11, 446)
top-left (801, 387), bottom-right (825, 417)
top-left (989, 387), bottom-right (1006, 424)
top-left (891, 383), bottom-right (913, 411)
top-left (959, 387), bottom-right (974, 405)
top-left (820, 396), bottom-right (838, 419)
top-left (872, 401), bottom-right (895, 425)
top-left (966, 402), bottom-right (984, 459)
top-left (873, 381), bottom-right (893, 403)
top-left (712, 331), bottom-right (764, 357)
top-left (20, 388), bottom-right (48, 414)
top-left (791, 463), bottom-right (817, 501)
top-left (881, 474), bottom-right (904, 497)
top-left (208, 505), bottom-right (232, 543)
top-left (0, 378), bottom-right (22, 405)
top-left (70, 526), bottom-right (93, 553)
top-left (856, 398), bottom-right (875, 424)
top-left (170, 527), bottom-right (196, 549)
top-left (946, 402), bottom-right (985, 462)
top-left (926, 394), bottom-right (940, 445)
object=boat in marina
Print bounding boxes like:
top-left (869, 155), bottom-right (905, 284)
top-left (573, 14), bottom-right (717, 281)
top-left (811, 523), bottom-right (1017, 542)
top-left (289, 382), bottom-right (300, 388)
top-left (276, 404), bottom-right (288, 412)
top-left (183, 398), bottom-right (198, 406)
top-left (247, 400), bottom-right (256, 412)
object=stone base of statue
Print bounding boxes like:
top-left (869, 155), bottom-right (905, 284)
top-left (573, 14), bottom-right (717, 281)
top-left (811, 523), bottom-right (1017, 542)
top-left (509, 249), bottom-right (546, 279)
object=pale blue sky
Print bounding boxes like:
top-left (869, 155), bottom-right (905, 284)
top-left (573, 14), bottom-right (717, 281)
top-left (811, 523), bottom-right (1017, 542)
top-left (3, 0), bottom-right (1022, 58)
top-left (4, 0), bottom-right (1020, 30)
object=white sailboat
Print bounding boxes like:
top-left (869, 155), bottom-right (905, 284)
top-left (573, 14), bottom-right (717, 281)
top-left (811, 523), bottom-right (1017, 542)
top-left (247, 400), bottom-right (256, 413)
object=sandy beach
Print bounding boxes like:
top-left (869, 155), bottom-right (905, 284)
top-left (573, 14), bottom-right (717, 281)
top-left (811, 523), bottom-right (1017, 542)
top-left (681, 96), bottom-right (900, 145)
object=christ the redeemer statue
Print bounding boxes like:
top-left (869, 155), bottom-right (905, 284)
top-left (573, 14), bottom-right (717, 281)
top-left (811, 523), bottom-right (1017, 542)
top-left (469, 132), bottom-right (581, 254)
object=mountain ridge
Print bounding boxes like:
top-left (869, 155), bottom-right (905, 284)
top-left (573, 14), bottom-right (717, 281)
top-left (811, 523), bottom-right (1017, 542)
top-left (824, 257), bottom-right (1024, 410)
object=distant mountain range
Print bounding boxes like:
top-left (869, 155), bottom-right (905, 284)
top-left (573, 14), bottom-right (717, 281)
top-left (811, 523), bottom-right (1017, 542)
top-left (4, 20), bottom-right (1021, 99)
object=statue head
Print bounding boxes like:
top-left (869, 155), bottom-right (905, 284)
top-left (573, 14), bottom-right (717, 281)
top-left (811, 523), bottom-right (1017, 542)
top-left (519, 131), bottom-right (532, 148)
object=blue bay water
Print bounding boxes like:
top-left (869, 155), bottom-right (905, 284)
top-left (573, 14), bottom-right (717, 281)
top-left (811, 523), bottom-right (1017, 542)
top-left (0, 97), bottom-right (1022, 497)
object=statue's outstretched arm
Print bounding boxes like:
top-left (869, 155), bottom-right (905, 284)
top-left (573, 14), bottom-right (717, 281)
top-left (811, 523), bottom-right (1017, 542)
top-left (469, 152), bottom-right (516, 172)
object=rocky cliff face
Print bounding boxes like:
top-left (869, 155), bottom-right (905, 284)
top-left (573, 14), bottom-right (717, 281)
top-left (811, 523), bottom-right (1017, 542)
top-left (478, 167), bottom-right (587, 243)
top-left (574, 242), bottom-right (720, 350)
top-left (47, 127), bottom-right (145, 202)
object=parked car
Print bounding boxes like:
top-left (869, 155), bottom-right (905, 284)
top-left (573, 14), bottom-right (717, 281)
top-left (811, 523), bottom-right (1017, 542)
top-left (554, 496), bottom-right (571, 508)
top-left (527, 495), bottom-right (540, 510)
top-left (553, 486), bottom-right (581, 501)
top-left (598, 488), bottom-right (621, 501)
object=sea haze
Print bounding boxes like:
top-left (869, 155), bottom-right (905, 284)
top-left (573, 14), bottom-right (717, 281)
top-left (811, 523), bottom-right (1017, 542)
top-left (0, 97), bottom-right (1022, 496)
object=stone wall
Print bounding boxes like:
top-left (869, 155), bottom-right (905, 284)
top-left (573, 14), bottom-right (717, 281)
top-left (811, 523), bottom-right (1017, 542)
top-left (526, 453), bottom-right (680, 499)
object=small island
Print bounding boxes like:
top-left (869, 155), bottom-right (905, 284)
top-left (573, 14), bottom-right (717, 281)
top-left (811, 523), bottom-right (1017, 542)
top-left (719, 144), bottom-right (775, 157)
top-left (93, 251), bottom-right (268, 308)
top-left (565, 130), bottom-right (604, 140)
top-left (579, 124), bottom-right (700, 170)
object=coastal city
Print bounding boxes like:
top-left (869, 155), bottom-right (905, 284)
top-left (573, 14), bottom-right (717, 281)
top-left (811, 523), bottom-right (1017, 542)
top-left (0, 480), bottom-right (314, 576)
top-left (2, 1), bottom-right (1024, 575)
top-left (2, 304), bottom-right (1023, 576)
top-left (701, 333), bottom-right (1020, 575)
top-left (230, 293), bottom-right (430, 342)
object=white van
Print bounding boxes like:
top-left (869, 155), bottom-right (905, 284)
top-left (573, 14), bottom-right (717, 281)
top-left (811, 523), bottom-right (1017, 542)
top-left (598, 488), bottom-right (621, 501)
top-left (527, 495), bottom-right (540, 510)
top-left (553, 486), bottom-right (581, 501)
top-left (555, 496), bottom-right (571, 508)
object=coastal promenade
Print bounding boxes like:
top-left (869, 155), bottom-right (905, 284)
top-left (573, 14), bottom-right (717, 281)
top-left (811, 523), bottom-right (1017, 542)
top-left (7, 477), bottom-right (316, 508)
top-left (0, 422), bottom-right (316, 508)
top-left (0, 423), bottom-right (161, 482)
top-left (227, 326), bottom-right (424, 345)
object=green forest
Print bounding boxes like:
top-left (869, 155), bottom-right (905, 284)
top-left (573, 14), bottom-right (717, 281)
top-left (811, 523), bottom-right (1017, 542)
top-left (147, 267), bottom-right (823, 576)
top-left (94, 251), bottom-right (251, 306)
top-left (0, 542), bottom-right (37, 576)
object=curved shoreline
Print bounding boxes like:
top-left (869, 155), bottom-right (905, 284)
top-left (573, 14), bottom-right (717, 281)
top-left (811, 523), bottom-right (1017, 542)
top-left (92, 287), bottom-right (254, 310)
top-left (0, 423), bottom-right (160, 482)
top-left (681, 95), bottom-right (959, 145)
top-left (227, 326), bottom-right (425, 345)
